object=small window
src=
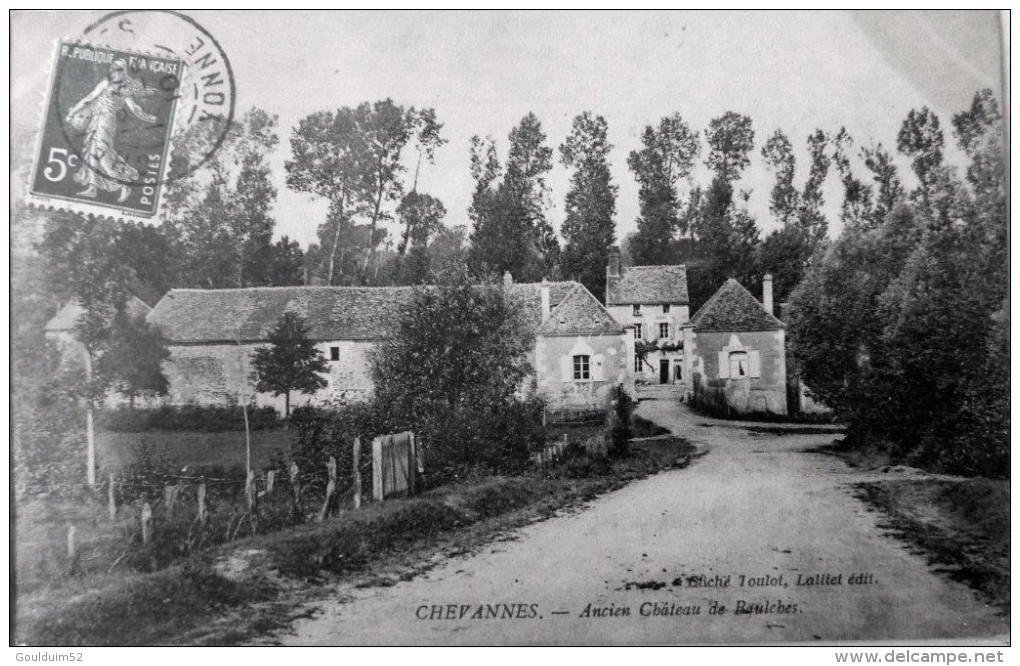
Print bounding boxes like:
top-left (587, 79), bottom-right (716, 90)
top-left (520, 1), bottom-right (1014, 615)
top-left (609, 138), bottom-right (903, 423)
top-left (634, 355), bottom-right (643, 372)
top-left (659, 323), bottom-right (670, 339)
top-left (330, 346), bottom-right (340, 361)
top-left (634, 324), bottom-right (642, 340)
top-left (729, 351), bottom-right (749, 378)
top-left (573, 355), bottom-right (590, 380)
top-left (633, 304), bottom-right (641, 316)
top-left (663, 304), bottom-right (671, 314)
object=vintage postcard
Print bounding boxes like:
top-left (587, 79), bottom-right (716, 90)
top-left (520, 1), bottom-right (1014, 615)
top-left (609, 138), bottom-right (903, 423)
top-left (9, 10), bottom-right (1009, 654)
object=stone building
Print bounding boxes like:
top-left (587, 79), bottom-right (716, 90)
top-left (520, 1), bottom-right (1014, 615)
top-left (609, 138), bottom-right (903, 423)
top-left (682, 275), bottom-right (788, 416)
top-left (44, 295), bottom-right (153, 361)
top-left (146, 280), bottom-right (628, 413)
top-left (44, 296), bottom-right (153, 351)
top-left (605, 253), bottom-right (690, 388)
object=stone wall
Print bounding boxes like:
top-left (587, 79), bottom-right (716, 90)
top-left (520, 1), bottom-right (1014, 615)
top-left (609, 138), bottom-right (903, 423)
top-left (687, 329), bottom-right (787, 415)
top-left (533, 333), bottom-right (629, 409)
top-left (164, 335), bottom-right (630, 413)
top-left (163, 340), bottom-right (376, 411)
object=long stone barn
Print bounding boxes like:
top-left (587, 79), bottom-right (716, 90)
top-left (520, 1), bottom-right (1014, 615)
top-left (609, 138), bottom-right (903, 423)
top-left (144, 280), bottom-right (631, 413)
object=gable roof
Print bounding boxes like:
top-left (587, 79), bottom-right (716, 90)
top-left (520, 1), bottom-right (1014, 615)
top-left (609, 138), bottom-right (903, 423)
top-left (44, 296), bottom-right (152, 333)
top-left (538, 284), bottom-right (624, 336)
top-left (148, 287), bottom-right (413, 343)
top-left (606, 265), bottom-right (689, 306)
top-left (147, 282), bottom-right (619, 344)
top-left (688, 279), bottom-right (784, 332)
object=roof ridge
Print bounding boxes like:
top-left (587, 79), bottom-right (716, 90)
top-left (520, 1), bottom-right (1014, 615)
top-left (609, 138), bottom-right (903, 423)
top-left (689, 279), bottom-right (736, 324)
top-left (167, 285), bottom-right (415, 294)
top-left (690, 279), bottom-right (784, 331)
top-left (545, 283), bottom-right (581, 319)
top-left (572, 281), bottom-right (619, 321)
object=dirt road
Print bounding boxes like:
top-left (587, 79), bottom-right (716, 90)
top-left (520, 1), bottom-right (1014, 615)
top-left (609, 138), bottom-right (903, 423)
top-left (277, 389), bottom-right (1008, 645)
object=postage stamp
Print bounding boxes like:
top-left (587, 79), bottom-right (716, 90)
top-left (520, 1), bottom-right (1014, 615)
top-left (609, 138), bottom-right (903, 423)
top-left (29, 41), bottom-right (185, 220)
top-left (78, 10), bottom-right (237, 183)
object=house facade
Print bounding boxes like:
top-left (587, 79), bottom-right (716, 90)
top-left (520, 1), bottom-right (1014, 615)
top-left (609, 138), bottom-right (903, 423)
top-left (682, 275), bottom-right (788, 416)
top-left (605, 254), bottom-right (690, 389)
top-left (144, 280), bottom-right (628, 413)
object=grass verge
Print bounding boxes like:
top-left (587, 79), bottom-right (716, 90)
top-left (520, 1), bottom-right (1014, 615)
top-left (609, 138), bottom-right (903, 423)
top-left (14, 437), bottom-right (694, 646)
top-left (815, 440), bottom-right (1009, 615)
top-left (853, 479), bottom-right (1009, 615)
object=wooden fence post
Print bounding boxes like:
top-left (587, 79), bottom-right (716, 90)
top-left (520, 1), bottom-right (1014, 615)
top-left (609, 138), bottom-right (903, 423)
top-left (245, 470), bottom-right (258, 535)
top-left (289, 461), bottom-right (302, 518)
top-left (67, 523), bottom-right (77, 574)
top-left (317, 456), bottom-right (336, 522)
top-left (352, 438), bottom-right (361, 510)
top-left (372, 436), bottom-right (384, 501)
top-left (265, 470), bottom-right (275, 497)
top-left (197, 482), bottom-right (207, 525)
top-left (164, 484), bottom-right (180, 519)
top-left (107, 474), bottom-right (116, 522)
top-left (141, 502), bottom-right (153, 545)
top-left (407, 433), bottom-right (417, 495)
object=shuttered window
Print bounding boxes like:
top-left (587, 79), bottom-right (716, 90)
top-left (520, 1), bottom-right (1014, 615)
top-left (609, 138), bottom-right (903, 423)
top-left (729, 351), bottom-right (749, 378)
top-left (721, 350), bottom-right (761, 379)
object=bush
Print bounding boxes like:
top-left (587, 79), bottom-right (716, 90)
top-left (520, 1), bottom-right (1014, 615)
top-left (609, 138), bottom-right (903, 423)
top-left (417, 396), bottom-right (546, 487)
top-left (13, 394), bottom-right (88, 497)
top-left (99, 404), bottom-right (281, 433)
top-left (288, 401), bottom-right (382, 502)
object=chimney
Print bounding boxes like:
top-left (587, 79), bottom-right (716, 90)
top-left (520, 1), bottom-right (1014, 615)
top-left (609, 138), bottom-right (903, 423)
top-left (540, 279), bottom-right (550, 320)
top-left (607, 249), bottom-right (621, 278)
top-left (503, 271), bottom-right (513, 288)
top-left (762, 273), bottom-right (774, 315)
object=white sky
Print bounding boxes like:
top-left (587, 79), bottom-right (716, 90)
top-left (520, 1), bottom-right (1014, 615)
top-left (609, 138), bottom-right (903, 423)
top-left (11, 10), bottom-right (1004, 249)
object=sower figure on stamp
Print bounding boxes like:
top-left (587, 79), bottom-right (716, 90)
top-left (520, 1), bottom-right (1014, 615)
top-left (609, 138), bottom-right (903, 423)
top-left (64, 58), bottom-right (158, 203)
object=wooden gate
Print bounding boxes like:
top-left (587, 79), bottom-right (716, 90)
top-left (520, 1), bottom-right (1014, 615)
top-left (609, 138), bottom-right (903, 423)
top-left (372, 431), bottom-right (420, 500)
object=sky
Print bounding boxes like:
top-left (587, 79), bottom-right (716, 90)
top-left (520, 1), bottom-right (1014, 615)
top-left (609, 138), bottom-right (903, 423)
top-left (11, 10), bottom-right (1004, 250)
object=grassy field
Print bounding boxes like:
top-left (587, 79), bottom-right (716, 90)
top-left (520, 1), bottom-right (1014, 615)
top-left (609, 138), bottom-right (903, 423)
top-left (96, 429), bottom-right (298, 471)
top-left (14, 436), bottom-right (695, 646)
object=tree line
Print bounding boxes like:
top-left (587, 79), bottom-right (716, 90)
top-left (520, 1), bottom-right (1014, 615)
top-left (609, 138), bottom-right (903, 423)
top-left (787, 90), bottom-right (1007, 477)
top-left (12, 88), bottom-right (1008, 487)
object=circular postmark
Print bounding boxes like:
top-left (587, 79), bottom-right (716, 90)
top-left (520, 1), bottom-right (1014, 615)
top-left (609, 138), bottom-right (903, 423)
top-left (58, 10), bottom-right (237, 188)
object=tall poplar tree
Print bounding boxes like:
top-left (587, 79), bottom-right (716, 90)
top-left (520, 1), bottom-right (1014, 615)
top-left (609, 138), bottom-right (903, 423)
top-left (626, 114), bottom-right (700, 265)
top-left (468, 113), bottom-right (556, 281)
top-left (559, 112), bottom-right (617, 302)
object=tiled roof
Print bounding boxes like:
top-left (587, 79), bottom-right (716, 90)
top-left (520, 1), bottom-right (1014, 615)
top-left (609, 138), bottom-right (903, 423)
top-left (606, 265), bottom-right (689, 305)
top-left (45, 296), bottom-right (152, 332)
top-left (538, 284), bottom-right (624, 336)
top-left (148, 282), bottom-right (617, 344)
top-left (688, 279), bottom-right (784, 332)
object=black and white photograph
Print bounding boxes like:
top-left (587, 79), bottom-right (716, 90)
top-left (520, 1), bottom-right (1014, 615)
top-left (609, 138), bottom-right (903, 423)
top-left (9, 9), bottom-right (1010, 653)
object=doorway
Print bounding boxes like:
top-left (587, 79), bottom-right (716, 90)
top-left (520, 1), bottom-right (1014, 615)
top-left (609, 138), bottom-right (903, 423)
top-left (659, 359), bottom-right (670, 384)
